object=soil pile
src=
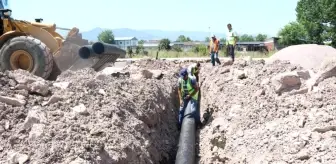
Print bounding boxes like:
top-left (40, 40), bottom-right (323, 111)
top-left (0, 66), bottom-right (179, 163)
top-left (268, 44), bottom-right (336, 70)
top-left (198, 58), bottom-right (336, 163)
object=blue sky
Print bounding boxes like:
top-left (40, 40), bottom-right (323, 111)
top-left (10, 0), bottom-right (298, 36)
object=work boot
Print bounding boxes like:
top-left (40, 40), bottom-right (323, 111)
top-left (215, 58), bottom-right (221, 65)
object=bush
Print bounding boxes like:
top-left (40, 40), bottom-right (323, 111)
top-left (192, 45), bottom-right (207, 56)
top-left (172, 46), bottom-right (183, 52)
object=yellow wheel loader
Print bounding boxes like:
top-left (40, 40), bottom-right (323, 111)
top-left (0, 8), bottom-right (125, 80)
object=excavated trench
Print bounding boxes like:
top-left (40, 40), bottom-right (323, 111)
top-left (0, 66), bottom-right (183, 163)
top-left (4, 57), bottom-right (336, 163)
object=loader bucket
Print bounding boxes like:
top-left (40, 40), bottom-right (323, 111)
top-left (49, 35), bottom-right (126, 80)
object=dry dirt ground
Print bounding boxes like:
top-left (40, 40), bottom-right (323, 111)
top-left (198, 58), bottom-right (336, 164)
top-left (0, 46), bottom-right (335, 164)
top-left (0, 61), bottom-right (182, 164)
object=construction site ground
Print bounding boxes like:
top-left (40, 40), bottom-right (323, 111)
top-left (0, 44), bottom-right (336, 164)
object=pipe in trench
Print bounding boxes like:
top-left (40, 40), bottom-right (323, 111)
top-left (175, 101), bottom-right (196, 164)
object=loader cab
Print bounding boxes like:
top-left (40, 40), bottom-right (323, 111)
top-left (35, 18), bottom-right (43, 23)
top-left (0, 9), bottom-right (11, 35)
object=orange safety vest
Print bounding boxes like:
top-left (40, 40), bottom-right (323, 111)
top-left (209, 39), bottom-right (219, 52)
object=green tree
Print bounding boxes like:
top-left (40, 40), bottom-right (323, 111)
top-left (158, 38), bottom-right (171, 51)
top-left (172, 46), bottom-right (183, 52)
top-left (135, 45), bottom-right (144, 54)
top-left (220, 38), bottom-right (226, 43)
top-left (127, 46), bottom-right (133, 55)
top-left (135, 46), bottom-right (140, 54)
top-left (278, 22), bottom-right (308, 46)
top-left (296, 0), bottom-right (336, 46)
top-left (176, 35), bottom-right (192, 42)
top-left (238, 34), bottom-right (255, 42)
top-left (192, 45), bottom-right (207, 56)
top-left (205, 37), bottom-right (210, 42)
top-left (97, 30), bottom-right (115, 44)
top-left (255, 34), bottom-right (268, 41)
top-left (127, 46), bottom-right (133, 57)
top-left (138, 40), bottom-right (145, 45)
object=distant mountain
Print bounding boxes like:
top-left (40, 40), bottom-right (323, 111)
top-left (81, 28), bottom-right (156, 41)
top-left (140, 29), bottom-right (225, 41)
top-left (80, 27), bottom-right (226, 42)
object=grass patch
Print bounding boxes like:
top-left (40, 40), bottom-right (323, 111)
top-left (129, 50), bottom-right (276, 59)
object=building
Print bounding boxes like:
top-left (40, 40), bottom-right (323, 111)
top-left (141, 37), bottom-right (282, 52)
top-left (115, 37), bottom-right (138, 49)
top-left (143, 41), bottom-right (160, 50)
top-left (171, 41), bottom-right (208, 51)
top-left (263, 37), bottom-right (281, 51)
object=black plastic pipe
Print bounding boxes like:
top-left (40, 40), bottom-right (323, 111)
top-left (175, 101), bottom-right (196, 164)
top-left (78, 42), bottom-right (126, 59)
top-left (92, 42), bottom-right (126, 56)
top-left (78, 45), bottom-right (98, 59)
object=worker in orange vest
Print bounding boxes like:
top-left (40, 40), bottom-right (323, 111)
top-left (209, 35), bottom-right (221, 66)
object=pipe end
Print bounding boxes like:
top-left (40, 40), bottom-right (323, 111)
top-left (78, 47), bottom-right (91, 59)
top-left (92, 42), bottom-right (105, 54)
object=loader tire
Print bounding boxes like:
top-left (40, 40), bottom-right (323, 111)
top-left (0, 36), bottom-right (53, 79)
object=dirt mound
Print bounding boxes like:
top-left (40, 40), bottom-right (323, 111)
top-left (268, 44), bottom-right (336, 70)
top-left (0, 67), bottom-right (179, 163)
top-left (198, 58), bottom-right (336, 163)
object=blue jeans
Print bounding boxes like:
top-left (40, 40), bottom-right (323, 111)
top-left (210, 52), bottom-right (221, 66)
top-left (178, 98), bottom-right (200, 127)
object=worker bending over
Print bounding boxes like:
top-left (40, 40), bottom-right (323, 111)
top-left (226, 23), bottom-right (238, 62)
top-left (178, 68), bottom-right (201, 129)
top-left (187, 62), bottom-right (201, 82)
top-left (209, 35), bottom-right (221, 66)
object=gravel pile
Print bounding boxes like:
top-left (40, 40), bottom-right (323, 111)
top-left (198, 58), bottom-right (336, 164)
top-left (268, 44), bottom-right (336, 70)
top-left (0, 66), bottom-right (180, 163)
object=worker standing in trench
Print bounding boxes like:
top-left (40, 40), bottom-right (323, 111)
top-left (177, 68), bottom-right (201, 129)
top-left (209, 35), bottom-right (221, 66)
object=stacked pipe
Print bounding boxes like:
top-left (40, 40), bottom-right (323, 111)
top-left (78, 42), bottom-right (126, 71)
top-left (175, 101), bottom-right (196, 164)
top-left (78, 42), bottom-right (126, 59)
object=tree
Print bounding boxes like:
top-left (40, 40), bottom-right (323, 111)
top-left (172, 46), bottom-right (183, 52)
top-left (238, 34), bottom-right (255, 42)
top-left (255, 34), bottom-right (268, 41)
top-left (278, 22), bottom-right (308, 46)
top-left (127, 46), bottom-right (133, 57)
top-left (192, 45), bottom-right (207, 56)
top-left (158, 38), bottom-right (171, 51)
top-left (220, 38), bottom-right (226, 43)
top-left (135, 45), bottom-right (144, 54)
top-left (138, 40), bottom-right (145, 45)
top-left (97, 30), bottom-right (115, 44)
top-left (135, 46), bottom-right (140, 54)
top-left (296, 0), bottom-right (336, 46)
top-left (205, 37), bottom-right (210, 42)
top-left (176, 35), bottom-right (192, 42)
